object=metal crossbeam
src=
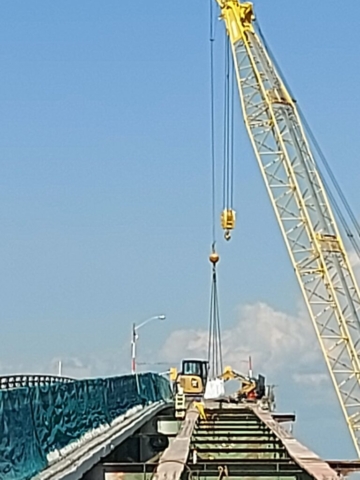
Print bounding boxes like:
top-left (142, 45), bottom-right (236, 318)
top-left (100, 403), bottom-right (340, 480)
top-left (190, 404), bottom-right (339, 480)
top-left (254, 405), bottom-right (339, 480)
top-left (153, 405), bottom-right (199, 480)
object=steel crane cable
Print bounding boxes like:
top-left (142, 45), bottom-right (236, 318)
top-left (256, 21), bottom-right (360, 260)
top-left (208, 260), bottom-right (223, 378)
top-left (208, 0), bottom-right (223, 379)
top-left (222, 35), bottom-right (235, 215)
top-left (298, 110), bottom-right (360, 258)
top-left (210, 0), bottom-right (217, 246)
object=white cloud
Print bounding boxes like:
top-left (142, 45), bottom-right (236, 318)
top-left (160, 301), bottom-right (323, 384)
top-left (349, 250), bottom-right (360, 269)
top-left (159, 301), bottom-right (342, 413)
top-left (0, 347), bottom-right (130, 380)
top-left (50, 357), bottom-right (93, 379)
top-left (293, 372), bottom-right (329, 386)
top-left (161, 329), bottom-right (208, 363)
top-left (348, 249), bottom-right (360, 286)
top-left (0, 300), bottom-right (333, 388)
top-left (47, 349), bottom-right (130, 379)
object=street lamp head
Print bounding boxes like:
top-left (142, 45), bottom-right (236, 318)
top-left (134, 314), bottom-right (167, 332)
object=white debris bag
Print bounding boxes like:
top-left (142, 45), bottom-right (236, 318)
top-left (204, 378), bottom-right (225, 399)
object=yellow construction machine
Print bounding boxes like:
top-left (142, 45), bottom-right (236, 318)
top-left (170, 359), bottom-right (209, 397)
top-left (219, 366), bottom-right (266, 403)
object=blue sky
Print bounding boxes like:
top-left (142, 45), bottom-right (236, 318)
top-left (0, 0), bottom-right (360, 460)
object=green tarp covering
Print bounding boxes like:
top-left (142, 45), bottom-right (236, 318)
top-left (0, 373), bottom-right (171, 480)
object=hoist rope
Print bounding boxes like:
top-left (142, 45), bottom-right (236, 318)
top-left (230, 54), bottom-right (235, 209)
top-left (256, 21), bottom-right (360, 260)
top-left (222, 37), bottom-right (229, 210)
top-left (210, 0), bottom-right (216, 246)
top-left (222, 36), bottom-right (235, 213)
top-left (208, 1), bottom-right (223, 379)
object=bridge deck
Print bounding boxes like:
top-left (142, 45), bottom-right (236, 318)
top-left (101, 402), bottom-right (340, 480)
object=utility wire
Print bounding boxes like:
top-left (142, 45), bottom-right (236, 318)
top-left (299, 109), bottom-right (360, 239)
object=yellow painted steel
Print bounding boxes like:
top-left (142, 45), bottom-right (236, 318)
top-left (194, 401), bottom-right (207, 420)
top-left (220, 365), bottom-right (256, 395)
top-left (221, 208), bottom-right (236, 240)
top-left (169, 367), bottom-right (178, 382)
top-left (178, 374), bottom-right (205, 395)
top-left (215, 1), bottom-right (255, 43)
top-left (216, 0), bottom-right (360, 456)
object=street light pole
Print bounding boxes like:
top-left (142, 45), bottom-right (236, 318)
top-left (131, 315), bottom-right (166, 374)
top-left (131, 322), bottom-right (137, 374)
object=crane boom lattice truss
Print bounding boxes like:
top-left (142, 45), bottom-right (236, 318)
top-left (216, 0), bottom-right (360, 455)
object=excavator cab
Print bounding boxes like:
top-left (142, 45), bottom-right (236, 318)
top-left (256, 374), bottom-right (266, 399)
top-left (172, 359), bottom-right (209, 397)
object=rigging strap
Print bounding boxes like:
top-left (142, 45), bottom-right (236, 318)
top-left (208, 249), bottom-right (223, 378)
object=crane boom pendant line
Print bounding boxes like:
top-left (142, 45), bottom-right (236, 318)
top-left (215, 0), bottom-right (360, 456)
top-left (257, 24), bottom-right (360, 260)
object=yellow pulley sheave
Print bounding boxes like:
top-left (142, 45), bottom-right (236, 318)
top-left (221, 208), bottom-right (236, 241)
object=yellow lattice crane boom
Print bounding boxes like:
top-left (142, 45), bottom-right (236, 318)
top-left (215, 0), bottom-right (360, 456)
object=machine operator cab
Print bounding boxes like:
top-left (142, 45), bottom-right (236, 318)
top-left (170, 359), bottom-right (209, 397)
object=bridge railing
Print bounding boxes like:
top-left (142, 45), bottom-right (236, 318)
top-left (0, 374), bottom-right (74, 390)
top-left (0, 372), bottom-right (172, 480)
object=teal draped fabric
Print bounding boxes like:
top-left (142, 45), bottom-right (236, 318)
top-left (0, 373), bottom-right (171, 480)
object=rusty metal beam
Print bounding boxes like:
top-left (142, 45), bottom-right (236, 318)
top-left (271, 412), bottom-right (296, 423)
top-left (100, 402), bottom-right (345, 480)
top-left (254, 405), bottom-right (340, 480)
top-left (327, 459), bottom-right (360, 475)
top-left (152, 405), bottom-right (199, 480)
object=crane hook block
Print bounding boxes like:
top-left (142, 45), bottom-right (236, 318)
top-left (221, 209), bottom-right (236, 241)
top-left (209, 251), bottom-right (220, 264)
top-left (221, 209), bottom-right (236, 230)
